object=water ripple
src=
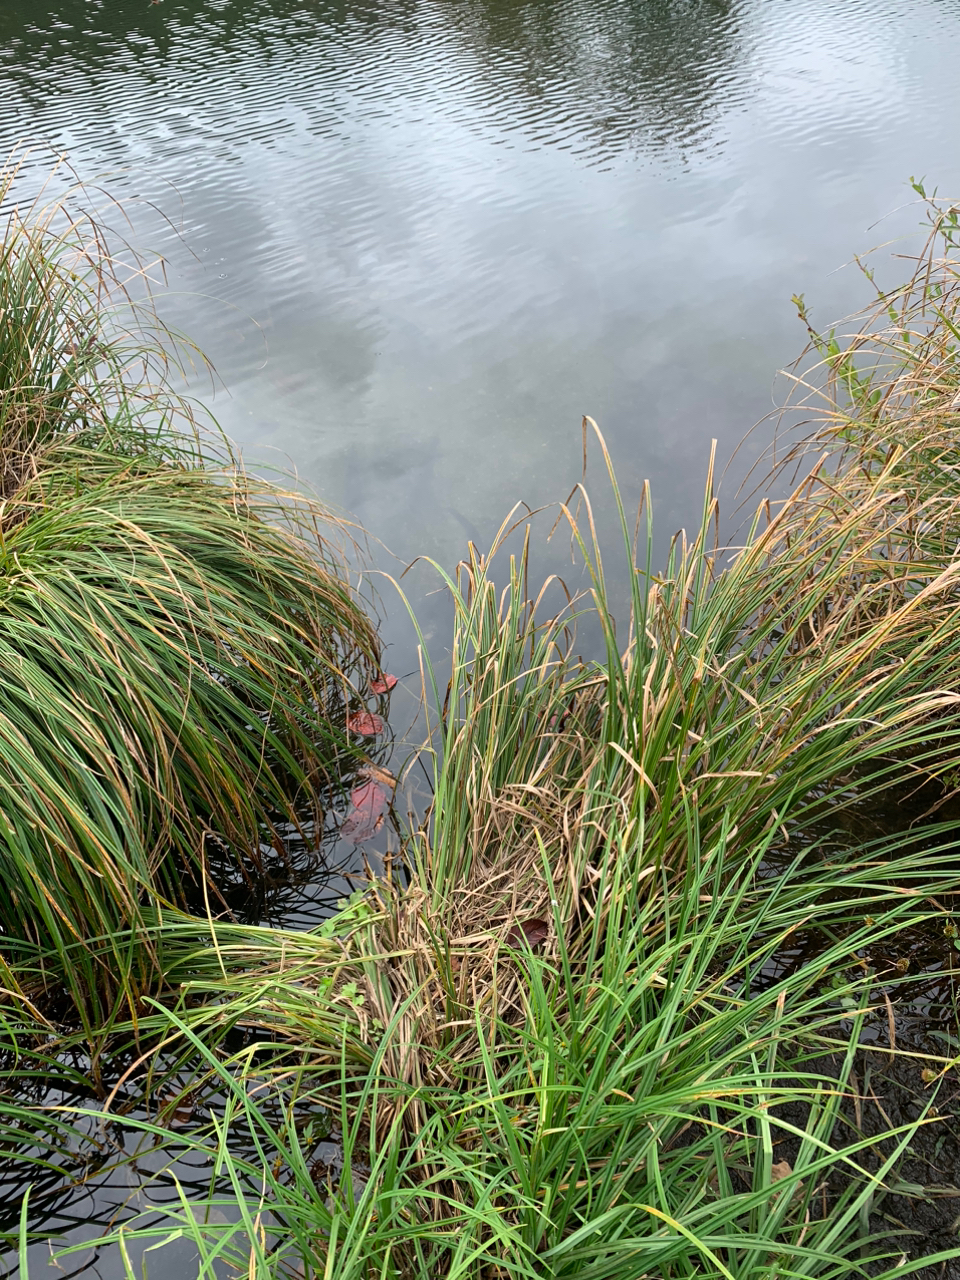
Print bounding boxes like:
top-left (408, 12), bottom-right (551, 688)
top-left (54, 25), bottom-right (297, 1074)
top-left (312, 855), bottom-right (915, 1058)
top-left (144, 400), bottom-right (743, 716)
top-left (2, 0), bottom-right (960, 583)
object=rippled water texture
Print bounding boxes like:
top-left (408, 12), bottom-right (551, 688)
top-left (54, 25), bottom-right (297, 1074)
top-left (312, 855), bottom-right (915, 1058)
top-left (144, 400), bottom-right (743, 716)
top-left (5, 0), bottom-right (960, 604)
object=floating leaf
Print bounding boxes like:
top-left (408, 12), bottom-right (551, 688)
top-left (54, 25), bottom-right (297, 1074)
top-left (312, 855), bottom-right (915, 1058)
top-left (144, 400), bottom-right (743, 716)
top-left (340, 765), bottom-right (395, 844)
top-left (506, 918), bottom-right (549, 948)
top-left (347, 710), bottom-right (383, 736)
top-left (369, 673), bottom-right (398, 695)
top-left (159, 1094), bottom-right (196, 1128)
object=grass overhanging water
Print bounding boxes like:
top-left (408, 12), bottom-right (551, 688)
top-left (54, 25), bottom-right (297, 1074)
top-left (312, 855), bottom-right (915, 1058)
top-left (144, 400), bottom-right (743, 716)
top-left (4, 164), bottom-right (960, 1276)
top-left (0, 154), bottom-right (381, 1028)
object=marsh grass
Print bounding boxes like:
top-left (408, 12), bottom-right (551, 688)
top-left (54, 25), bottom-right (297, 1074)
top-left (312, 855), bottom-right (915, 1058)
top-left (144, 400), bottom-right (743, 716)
top-left (12, 190), bottom-right (960, 1276)
top-left (0, 158), bottom-right (381, 1023)
top-left (0, 449), bottom-right (382, 1026)
top-left (23, 832), bottom-right (960, 1279)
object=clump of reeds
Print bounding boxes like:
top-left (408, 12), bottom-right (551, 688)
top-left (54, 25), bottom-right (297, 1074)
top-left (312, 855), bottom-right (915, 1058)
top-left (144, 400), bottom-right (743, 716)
top-left (0, 157), bottom-right (380, 1024)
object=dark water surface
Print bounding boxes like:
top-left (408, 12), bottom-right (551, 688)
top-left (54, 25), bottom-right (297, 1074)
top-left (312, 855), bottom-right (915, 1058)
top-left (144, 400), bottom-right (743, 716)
top-left (4, 0), bottom-right (960, 1268)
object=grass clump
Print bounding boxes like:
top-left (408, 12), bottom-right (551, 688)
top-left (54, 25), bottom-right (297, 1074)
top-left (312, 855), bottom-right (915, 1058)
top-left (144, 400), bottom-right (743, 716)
top-left (0, 450), bottom-right (379, 1022)
top-left (0, 159), bottom-right (380, 1023)
top-left (74, 833), bottom-right (958, 1280)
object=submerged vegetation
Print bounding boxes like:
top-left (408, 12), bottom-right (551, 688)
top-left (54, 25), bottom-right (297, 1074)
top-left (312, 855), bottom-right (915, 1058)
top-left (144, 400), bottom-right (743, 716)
top-left (5, 164), bottom-right (960, 1276)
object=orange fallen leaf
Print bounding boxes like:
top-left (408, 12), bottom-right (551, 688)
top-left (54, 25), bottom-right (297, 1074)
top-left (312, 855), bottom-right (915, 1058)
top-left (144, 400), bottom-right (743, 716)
top-left (347, 711), bottom-right (383, 736)
top-left (159, 1093), bottom-right (196, 1127)
top-left (506, 918), bottom-right (549, 948)
top-left (340, 765), bottom-right (395, 843)
top-left (369, 673), bottom-right (398, 695)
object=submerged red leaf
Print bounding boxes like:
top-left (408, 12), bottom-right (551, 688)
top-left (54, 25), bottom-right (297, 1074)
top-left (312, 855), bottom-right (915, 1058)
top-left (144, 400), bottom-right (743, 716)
top-left (347, 710), bottom-right (383, 736)
top-left (341, 765), bottom-right (395, 844)
top-left (369, 673), bottom-right (398, 695)
top-left (506, 918), bottom-right (549, 948)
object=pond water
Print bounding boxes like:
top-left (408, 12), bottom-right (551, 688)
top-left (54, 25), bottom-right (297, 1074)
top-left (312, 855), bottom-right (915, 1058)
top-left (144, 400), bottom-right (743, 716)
top-left (6, 0), bottom-right (960, 605)
top-left (5, 0), bottom-right (960, 1269)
